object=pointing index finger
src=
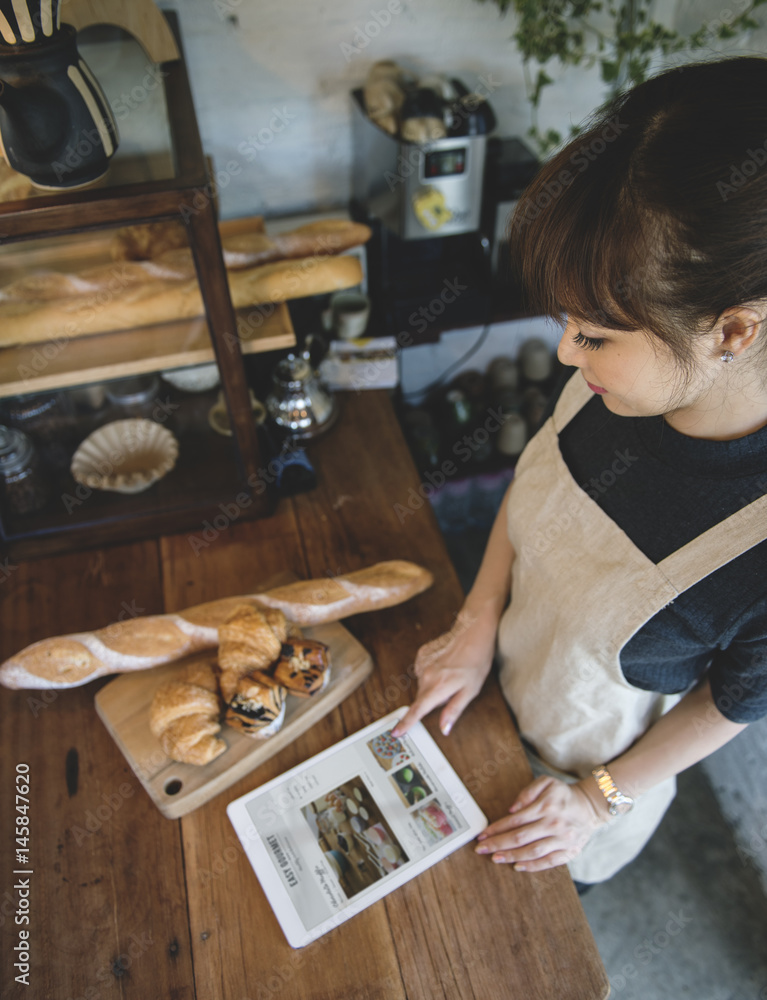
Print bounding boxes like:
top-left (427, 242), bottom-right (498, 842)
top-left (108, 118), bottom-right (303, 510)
top-left (391, 691), bottom-right (442, 737)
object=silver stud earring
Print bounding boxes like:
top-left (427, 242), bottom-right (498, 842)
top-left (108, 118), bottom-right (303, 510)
top-left (721, 350), bottom-right (735, 363)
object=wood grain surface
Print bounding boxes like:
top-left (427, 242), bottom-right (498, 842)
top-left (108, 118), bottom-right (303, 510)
top-left (0, 303), bottom-right (294, 399)
top-left (0, 391), bottom-right (609, 999)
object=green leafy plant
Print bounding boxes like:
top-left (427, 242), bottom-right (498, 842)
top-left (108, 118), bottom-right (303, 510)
top-left (477, 0), bottom-right (767, 155)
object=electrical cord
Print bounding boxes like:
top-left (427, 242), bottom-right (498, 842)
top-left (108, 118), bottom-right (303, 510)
top-left (399, 320), bottom-right (493, 401)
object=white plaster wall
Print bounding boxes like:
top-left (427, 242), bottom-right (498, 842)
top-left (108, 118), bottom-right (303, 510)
top-left (154, 0), bottom-right (605, 219)
top-left (80, 0), bottom-right (767, 218)
top-left (78, 0), bottom-right (767, 218)
top-left (149, 0), bottom-right (767, 220)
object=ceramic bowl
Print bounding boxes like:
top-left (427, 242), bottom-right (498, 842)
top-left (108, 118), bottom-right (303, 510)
top-left (70, 419), bottom-right (179, 494)
top-left (161, 362), bottom-right (220, 393)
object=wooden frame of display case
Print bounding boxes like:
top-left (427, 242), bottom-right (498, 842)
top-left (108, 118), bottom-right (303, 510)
top-left (0, 11), bottom-right (294, 559)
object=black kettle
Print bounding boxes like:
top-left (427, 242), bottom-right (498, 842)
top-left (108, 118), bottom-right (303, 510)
top-left (0, 0), bottom-right (118, 189)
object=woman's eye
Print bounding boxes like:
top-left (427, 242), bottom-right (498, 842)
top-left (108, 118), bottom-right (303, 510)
top-left (572, 330), bottom-right (605, 351)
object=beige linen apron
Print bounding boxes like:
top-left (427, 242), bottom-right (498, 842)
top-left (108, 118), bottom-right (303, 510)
top-left (497, 372), bottom-right (767, 883)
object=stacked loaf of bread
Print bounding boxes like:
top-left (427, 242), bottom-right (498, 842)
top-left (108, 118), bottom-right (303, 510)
top-left (0, 560), bottom-right (433, 691)
top-left (0, 217), bottom-right (371, 347)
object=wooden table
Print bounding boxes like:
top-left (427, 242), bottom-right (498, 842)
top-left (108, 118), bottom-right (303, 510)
top-left (0, 390), bottom-right (609, 1000)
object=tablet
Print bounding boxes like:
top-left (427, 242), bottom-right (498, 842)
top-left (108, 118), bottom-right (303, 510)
top-left (227, 707), bottom-right (487, 948)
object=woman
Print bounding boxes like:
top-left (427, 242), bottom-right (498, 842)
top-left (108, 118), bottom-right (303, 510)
top-left (393, 57), bottom-right (767, 885)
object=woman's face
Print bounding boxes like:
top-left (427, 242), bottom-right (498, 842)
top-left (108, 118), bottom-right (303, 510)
top-left (556, 317), bottom-right (709, 418)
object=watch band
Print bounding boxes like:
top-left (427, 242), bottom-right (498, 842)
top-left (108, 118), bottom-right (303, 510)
top-left (591, 765), bottom-right (635, 816)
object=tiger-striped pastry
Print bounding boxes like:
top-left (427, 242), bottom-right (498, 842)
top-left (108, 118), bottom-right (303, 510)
top-left (225, 675), bottom-right (286, 738)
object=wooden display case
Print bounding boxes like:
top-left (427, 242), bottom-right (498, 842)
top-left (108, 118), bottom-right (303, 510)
top-left (0, 12), bottom-right (294, 558)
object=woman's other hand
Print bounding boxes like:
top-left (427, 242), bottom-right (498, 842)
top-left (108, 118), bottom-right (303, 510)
top-left (474, 775), bottom-right (609, 871)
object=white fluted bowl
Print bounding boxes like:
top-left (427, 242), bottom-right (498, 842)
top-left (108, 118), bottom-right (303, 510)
top-left (161, 362), bottom-right (220, 393)
top-left (70, 419), bottom-right (179, 494)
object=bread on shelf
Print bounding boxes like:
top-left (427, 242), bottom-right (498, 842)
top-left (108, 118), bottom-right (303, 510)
top-left (0, 217), bottom-right (372, 348)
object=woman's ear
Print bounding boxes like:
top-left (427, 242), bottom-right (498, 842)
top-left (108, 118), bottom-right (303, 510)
top-left (718, 306), bottom-right (765, 357)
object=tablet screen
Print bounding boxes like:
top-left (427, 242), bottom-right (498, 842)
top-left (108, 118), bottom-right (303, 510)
top-left (227, 708), bottom-right (487, 947)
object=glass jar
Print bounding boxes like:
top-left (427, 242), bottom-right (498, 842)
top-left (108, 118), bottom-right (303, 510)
top-left (402, 408), bottom-right (441, 471)
top-left (496, 412), bottom-right (528, 459)
top-left (519, 338), bottom-right (554, 386)
top-left (0, 425), bottom-right (49, 515)
top-left (103, 374), bottom-right (162, 421)
top-left (2, 390), bottom-right (74, 470)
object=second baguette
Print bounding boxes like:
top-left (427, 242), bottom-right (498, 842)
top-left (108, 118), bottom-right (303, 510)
top-left (0, 254), bottom-right (364, 348)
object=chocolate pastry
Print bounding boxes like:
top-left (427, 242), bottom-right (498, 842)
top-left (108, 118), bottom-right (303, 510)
top-left (272, 639), bottom-right (330, 697)
top-left (225, 676), bottom-right (286, 738)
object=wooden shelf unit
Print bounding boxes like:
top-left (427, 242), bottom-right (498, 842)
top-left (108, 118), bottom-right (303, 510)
top-left (0, 11), bottom-right (286, 557)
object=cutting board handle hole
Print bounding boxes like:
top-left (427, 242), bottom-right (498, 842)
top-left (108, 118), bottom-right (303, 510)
top-left (164, 779), bottom-right (183, 796)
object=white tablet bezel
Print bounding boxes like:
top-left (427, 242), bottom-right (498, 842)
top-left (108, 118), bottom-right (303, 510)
top-left (226, 707), bottom-right (487, 948)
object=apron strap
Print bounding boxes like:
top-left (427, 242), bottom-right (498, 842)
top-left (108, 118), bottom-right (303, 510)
top-left (552, 371), bottom-right (593, 433)
top-left (658, 493), bottom-right (767, 593)
top-left (551, 369), bottom-right (767, 592)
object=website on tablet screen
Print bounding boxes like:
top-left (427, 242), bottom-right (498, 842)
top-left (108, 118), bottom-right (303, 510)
top-left (243, 722), bottom-right (471, 932)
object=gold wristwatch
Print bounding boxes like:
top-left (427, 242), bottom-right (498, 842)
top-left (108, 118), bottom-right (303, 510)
top-left (591, 766), bottom-right (634, 816)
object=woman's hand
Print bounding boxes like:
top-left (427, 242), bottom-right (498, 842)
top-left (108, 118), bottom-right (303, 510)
top-left (475, 775), bottom-right (609, 871)
top-left (392, 607), bottom-right (497, 738)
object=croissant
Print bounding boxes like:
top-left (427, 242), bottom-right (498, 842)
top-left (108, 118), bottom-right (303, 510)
top-left (149, 677), bottom-right (226, 765)
top-left (217, 604), bottom-right (285, 703)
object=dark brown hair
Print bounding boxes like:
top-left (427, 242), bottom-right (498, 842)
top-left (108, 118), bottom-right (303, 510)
top-left (510, 57), bottom-right (767, 367)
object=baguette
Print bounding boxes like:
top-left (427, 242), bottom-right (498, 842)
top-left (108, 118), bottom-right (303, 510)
top-left (220, 220), bottom-right (372, 268)
top-left (0, 253), bottom-right (364, 348)
top-left (0, 560), bottom-right (433, 690)
top-left (110, 218), bottom-right (371, 269)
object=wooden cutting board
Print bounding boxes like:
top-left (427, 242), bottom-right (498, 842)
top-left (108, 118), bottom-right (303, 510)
top-left (94, 620), bottom-right (373, 819)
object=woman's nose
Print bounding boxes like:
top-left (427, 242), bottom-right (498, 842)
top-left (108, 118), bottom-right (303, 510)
top-left (557, 321), bottom-right (581, 366)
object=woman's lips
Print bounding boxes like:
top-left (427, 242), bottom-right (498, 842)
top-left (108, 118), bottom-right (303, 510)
top-left (586, 381), bottom-right (607, 394)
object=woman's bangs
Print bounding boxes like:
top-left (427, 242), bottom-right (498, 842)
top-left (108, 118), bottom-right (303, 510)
top-left (509, 140), bottom-right (655, 333)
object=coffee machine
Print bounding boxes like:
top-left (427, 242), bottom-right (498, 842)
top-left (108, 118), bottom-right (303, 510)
top-left (350, 84), bottom-right (539, 338)
top-left (350, 82), bottom-right (496, 338)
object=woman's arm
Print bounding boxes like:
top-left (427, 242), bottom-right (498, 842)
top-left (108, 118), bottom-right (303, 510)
top-left (392, 482), bottom-right (515, 737)
top-left (457, 479), bottom-right (516, 623)
top-left (590, 676), bottom-right (748, 809)
top-left (476, 675), bottom-right (749, 871)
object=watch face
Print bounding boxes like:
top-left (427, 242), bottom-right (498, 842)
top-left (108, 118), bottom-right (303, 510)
top-left (610, 797), bottom-right (633, 816)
